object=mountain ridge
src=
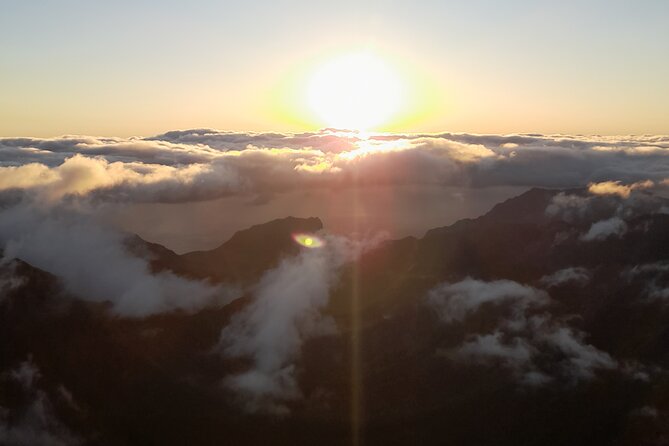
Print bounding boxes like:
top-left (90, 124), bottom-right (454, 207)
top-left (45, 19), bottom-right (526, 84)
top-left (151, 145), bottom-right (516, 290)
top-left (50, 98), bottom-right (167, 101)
top-left (3, 188), bottom-right (669, 445)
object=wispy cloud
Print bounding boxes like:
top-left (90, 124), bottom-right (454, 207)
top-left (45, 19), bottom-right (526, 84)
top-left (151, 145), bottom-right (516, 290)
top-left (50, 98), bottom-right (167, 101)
top-left (0, 204), bottom-right (237, 316)
top-left (0, 358), bottom-right (81, 446)
top-left (428, 278), bottom-right (624, 384)
top-left (218, 234), bottom-right (380, 415)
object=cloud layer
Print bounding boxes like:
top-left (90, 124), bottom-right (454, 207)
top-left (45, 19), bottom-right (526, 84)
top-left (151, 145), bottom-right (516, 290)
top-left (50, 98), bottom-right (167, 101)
top-left (2, 129), bottom-right (668, 315)
top-left (2, 130), bottom-right (669, 205)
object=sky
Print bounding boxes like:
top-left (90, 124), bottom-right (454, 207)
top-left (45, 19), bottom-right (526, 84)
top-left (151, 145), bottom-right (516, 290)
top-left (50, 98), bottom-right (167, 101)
top-left (1, 0), bottom-right (669, 136)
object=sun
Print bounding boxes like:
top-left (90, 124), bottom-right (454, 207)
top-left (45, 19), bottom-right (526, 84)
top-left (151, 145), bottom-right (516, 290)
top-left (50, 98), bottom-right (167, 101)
top-left (306, 50), bottom-right (405, 131)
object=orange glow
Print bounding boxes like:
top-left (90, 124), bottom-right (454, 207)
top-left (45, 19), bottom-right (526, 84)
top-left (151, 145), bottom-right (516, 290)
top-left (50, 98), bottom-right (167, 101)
top-left (267, 46), bottom-right (444, 133)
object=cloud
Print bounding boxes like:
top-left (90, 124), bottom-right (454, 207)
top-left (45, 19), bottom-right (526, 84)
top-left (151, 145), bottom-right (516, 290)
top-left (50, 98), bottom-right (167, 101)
top-left (429, 278), bottom-right (620, 384)
top-left (626, 262), bottom-right (669, 300)
top-left (588, 180), bottom-right (654, 198)
top-left (427, 278), bottom-right (549, 324)
top-left (545, 182), bottom-right (669, 242)
top-left (545, 192), bottom-right (599, 223)
top-left (0, 259), bottom-right (25, 303)
top-left (540, 267), bottom-right (591, 287)
top-left (0, 136), bottom-right (220, 167)
top-left (218, 235), bottom-right (380, 415)
top-left (540, 324), bottom-right (618, 380)
top-left (0, 204), bottom-right (237, 317)
top-left (628, 262), bottom-right (669, 276)
top-left (0, 359), bottom-right (81, 446)
top-left (3, 129), bottom-right (668, 427)
top-left (2, 130), bottom-right (669, 318)
top-left (630, 406), bottom-right (659, 418)
top-left (0, 155), bottom-right (241, 204)
top-left (580, 217), bottom-right (628, 241)
top-left (3, 131), bottom-right (669, 206)
top-left (454, 332), bottom-right (547, 384)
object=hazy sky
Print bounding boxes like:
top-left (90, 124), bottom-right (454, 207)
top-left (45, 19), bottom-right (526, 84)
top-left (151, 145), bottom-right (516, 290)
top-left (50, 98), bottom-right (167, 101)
top-left (2, 0), bottom-right (669, 136)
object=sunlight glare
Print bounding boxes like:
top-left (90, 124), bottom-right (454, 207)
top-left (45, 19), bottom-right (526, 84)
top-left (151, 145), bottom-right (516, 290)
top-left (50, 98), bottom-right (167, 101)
top-left (306, 51), bottom-right (405, 131)
top-left (292, 233), bottom-right (326, 249)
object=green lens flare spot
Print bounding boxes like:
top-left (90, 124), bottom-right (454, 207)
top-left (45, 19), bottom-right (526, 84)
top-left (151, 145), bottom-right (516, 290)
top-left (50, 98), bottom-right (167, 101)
top-left (292, 233), bottom-right (325, 248)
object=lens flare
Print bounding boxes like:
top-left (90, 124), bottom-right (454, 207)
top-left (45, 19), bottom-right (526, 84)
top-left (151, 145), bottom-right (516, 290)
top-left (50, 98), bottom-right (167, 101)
top-left (292, 233), bottom-right (325, 249)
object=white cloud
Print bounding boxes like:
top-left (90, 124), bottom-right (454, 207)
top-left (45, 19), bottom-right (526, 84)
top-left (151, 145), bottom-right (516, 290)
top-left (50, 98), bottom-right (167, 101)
top-left (218, 234), bottom-right (380, 415)
top-left (588, 180), bottom-right (654, 198)
top-left (546, 183), bottom-right (669, 242)
top-left (0, 204), bottom-right (237, 317)
top-left (429, 278), bottom-right (619, 384)
top-left (580, 217), bottom-right (628, 241)
top-left (3, 131), bottom-right (669, 206)
top-left (427, 278), bottom-right (549, 324)
top-left (626, 262), bottom-right (669, 300)
top-left (0, 359), bottom-right (81, 446)
top-left (0, 259), bottom-right (25, 303)
top-left (540, 267), bottom-right (591, 287)
top-left (0, 154), bottom-right (241, 204)
top-left (539, 325), bottom-right (617, 380)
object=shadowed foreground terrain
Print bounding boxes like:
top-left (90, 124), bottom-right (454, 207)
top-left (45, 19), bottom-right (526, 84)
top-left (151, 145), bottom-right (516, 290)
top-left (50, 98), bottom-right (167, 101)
top-left (2, 187), bottom-right (669, 445)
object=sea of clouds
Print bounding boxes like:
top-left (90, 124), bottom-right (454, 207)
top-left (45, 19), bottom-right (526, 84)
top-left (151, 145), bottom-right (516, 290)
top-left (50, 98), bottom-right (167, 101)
top-left (3, 129), bottom-right (669, 319)
top-left (2, 129), bottom-right (669, 415)
top-left (2, 130), bottom-right (669, 204)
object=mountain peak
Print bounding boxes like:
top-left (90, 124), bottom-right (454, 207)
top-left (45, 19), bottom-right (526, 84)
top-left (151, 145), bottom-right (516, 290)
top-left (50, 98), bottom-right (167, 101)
top-left (146, 216), bottom-right (324, 284)
top-left (483, 187), bottom-right (565, 224)
top-left (220, 216), bottom-right (323, 252)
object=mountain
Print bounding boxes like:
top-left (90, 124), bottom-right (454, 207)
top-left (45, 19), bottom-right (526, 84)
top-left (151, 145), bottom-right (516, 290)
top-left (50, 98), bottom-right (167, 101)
top-left (3, 189), bottom-right (669, 445)
top-left (127, 216), bottom-right (323, 284)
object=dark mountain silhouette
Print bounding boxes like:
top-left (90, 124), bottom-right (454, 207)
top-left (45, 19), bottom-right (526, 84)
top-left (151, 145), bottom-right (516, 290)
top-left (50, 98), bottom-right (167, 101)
top-left (127, 216), bottom-right (323, 284)
top-left (3, 189), bottom-right (669, 445)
